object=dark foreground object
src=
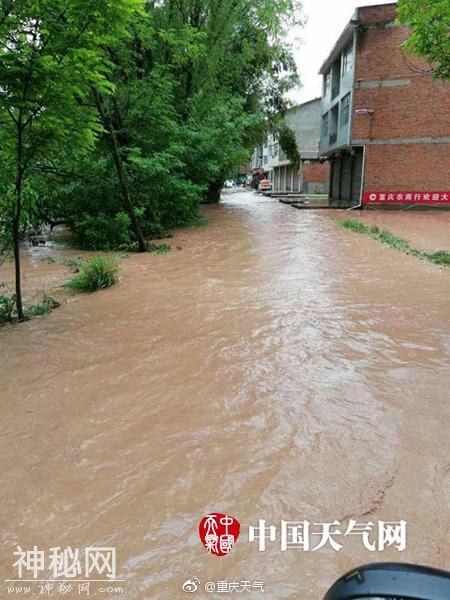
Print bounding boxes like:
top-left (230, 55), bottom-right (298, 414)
top-left (324, 562), bottom-right (450, 600)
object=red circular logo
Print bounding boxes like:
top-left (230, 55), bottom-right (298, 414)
top-left (198, 513), bottom-right (240, 556)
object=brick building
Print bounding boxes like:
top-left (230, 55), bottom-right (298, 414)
top-left (319, 2), bottom-right (450, 208)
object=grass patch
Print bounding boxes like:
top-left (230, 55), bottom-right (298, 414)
top-left (336, 218), bottom-right (449, 268)
top-left (60, 256), bottom-right (86, 272)
top-left (425, 250), bottom-right (450, 266)
top-left (0, 286), bottom-right (61, 326)
top-left (24, 296), bottom-right (60, 318)
top-left (119, 241), bottom-right (172, 254)
top-left (340, 219), bottom-right (371, 234)
top-left (66, 256), bottom-right (118, 292)
top-left (376, 229), bottom-right (410, 251)
top-left (43, 255), bottom-right (86, 272)
top-left (192, 215), bottom-right (209, 228)
top-left (147, 243), bottom-right (171, 255)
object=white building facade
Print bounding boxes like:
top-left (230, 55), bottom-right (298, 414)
top-left (253, 98), bottom-right (329, 194)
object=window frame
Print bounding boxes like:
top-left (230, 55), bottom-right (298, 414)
top-left (324, 72), bottom-right (331, 96)
top-left (322, 112), bottom-right (329, 138)
top-left (342, 43), bottom-right (354, 76)
top-left (340, 93), bottom-right (351, 127)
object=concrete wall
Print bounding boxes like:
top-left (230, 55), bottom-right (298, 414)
top-left (285, 99), bottom-right (322, 160)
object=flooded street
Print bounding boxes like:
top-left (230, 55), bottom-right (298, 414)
top-left (1, 191), bottom-right (449, 599)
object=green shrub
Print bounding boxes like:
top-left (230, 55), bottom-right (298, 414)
top-left (71, 212), bottom-right (132, 251)
top-left (0, 291), bottom-right (60, 325)
top-left (56, 152), bottom-right (204, 250)
top-left (66, 257), bottom-right (118, 292)
top-left (0, 293), bottom-right (16, 324)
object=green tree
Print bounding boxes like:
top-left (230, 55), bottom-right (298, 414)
top-left (0, 0), bottom-right (141, 319)
top-left (92, 87), bottom-right (147, 252)
top-left (50, 8), bottom-right (205, 247)
top-left (13, 0), bottom-right (301, 257)
top-left (278, 125), bottom-right (301, 169)
top-left (156, 0), bottom-right (301, 201)
top-left (398, 0), bottom-right (450, 80)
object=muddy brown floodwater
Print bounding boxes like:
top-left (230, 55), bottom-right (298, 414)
top-left (1, 191), bottom-right (449, 599)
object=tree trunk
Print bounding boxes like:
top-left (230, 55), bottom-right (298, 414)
top-left (93, 90), bottom-right (146, 252)
top-left (108, 128), bottom-right (146, 252)
top-left (14, 124), bottom-right (24, 321)
top-left (12, 214), bottom-right (24, 321)
top-left (203, 178), bottom-right (223, 203)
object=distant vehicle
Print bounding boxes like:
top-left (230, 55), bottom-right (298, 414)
top-left (258, 179), bottom-right (272, 192)
top-left (223, 180), bottom-right (234, 188)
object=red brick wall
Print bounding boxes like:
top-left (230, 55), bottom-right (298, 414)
top-left (364, 143), bottom-right (450, 190)
top-left (353, 78), bottom-right (450, 141)
top-left (357, 4), bottom-right (397, 26)
top-left (303, 161), bottom-right (330, 183)
top-left (352, 22), bottom-right (450, 141)
top-left (352, 4), bottom-right (450, 197)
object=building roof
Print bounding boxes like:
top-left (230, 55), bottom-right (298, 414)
top-left (319, 18), bottom-right (357, 75)
top-left (285, 96), bottom-right (322, 114)
top-left (319, 2), bottom-right (397, 75)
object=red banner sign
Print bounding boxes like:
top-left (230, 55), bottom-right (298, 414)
top-left (364, 191), bottom-right (450, 204)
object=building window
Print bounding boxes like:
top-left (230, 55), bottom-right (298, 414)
top-left (329, 104), bottom-right (339, 145)
top-left (340, 93), bottom-right (351, 127)
top-left (263, 155), bottom-right (268, 165)
top-left (331, 59), bottom-right (341, 99)
top-left (322, 112), bottom-right (329, 137)
top-left (342, 43), bottom-right (353, 76)
top-left (324, 72), bottom-right (331, 96)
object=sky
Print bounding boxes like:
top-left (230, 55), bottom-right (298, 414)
top-left (289, 0), bottom-right (397, 104)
